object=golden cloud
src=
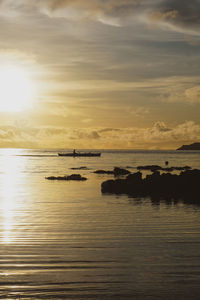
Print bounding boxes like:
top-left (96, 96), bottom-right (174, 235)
top-left (1, 121), bottom-right (200, 149)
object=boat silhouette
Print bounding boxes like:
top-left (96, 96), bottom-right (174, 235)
top-left (58, 150), bottom-right (101, 157)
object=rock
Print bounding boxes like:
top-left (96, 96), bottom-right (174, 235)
top-left (126, 172), bottom-right (142, 183)
top-left (101, 169), bottom-right (200, 203)
top-left (113, 167), bottom-right (130, 176)
top-left (46, 174), bottom-right (87, 181)
top-left (67, 174), bottom-right (87, 180)
top-left (137, 165), bottom-right (191, 172)
top-left (137, 165), bottom-right (162, 172)
top-left (94, 167), bottom-right (130, 176)
top-left (177, 142), bottom-right (200, 150)
top-left (94, 170), bottom-right (114, 174)
top-left (70, 166), bottom-right (90, 170)
top-left (172, 166), bottom-right (191, 171)
top-left (101, 179), bottom-right (118, 193)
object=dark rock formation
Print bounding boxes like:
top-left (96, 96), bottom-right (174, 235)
top-left (94, 167), bottom-right (130, 176)
top-left (113, 167), bottom-right (130, 176)
top-left (177, 142), bottom-right (200, 150)
top-left (46, 174), bottom-right (87, 181)
top-left (94, 170), bottom-right (114, 174)
top-left (101, 169), bottom-right (200, 203)
top-left (137, 165), bottom-right (161, 172)
top-left (137, 165), bottom-right (191, 172)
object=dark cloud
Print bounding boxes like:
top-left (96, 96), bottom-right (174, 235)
top-left (37, 0), bottom-right (200, 34)
top-left (150, 0), bottom-right (200, 34)
top-left (159, 0), bottom-right (200, 25)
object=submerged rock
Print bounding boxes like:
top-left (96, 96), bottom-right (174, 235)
top-left (70, 166), bottom-right (90, 170)
top-left (46, 174), bottom-right (87, 181)
top-left (101, 169), bottom-right (200, 203)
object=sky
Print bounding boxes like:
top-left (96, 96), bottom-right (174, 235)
top-left (0, 0), bottom-right (200, 149)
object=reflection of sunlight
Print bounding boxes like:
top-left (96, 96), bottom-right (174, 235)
top-left (0, 149), bottom-right (25, 244)
top-left (3, 212), bottom-right (13, 244)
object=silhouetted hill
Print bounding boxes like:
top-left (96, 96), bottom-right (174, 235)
top-left (177, 142), bottom-right (200, 150)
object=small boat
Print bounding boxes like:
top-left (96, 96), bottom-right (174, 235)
top-left (58, 150), bottom-right (101, 157)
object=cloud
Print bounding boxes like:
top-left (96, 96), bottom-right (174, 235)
top-left (149, 0), bottom-right (200, 35)
top-left (71, 129), bottom-right (100, 140)
top-left (169, 121), bottom-right (200, 141)
top-left (38, 101), bottom-right (81, 118)
top-left (127, 121), bottom-right (200, 148)
top-left (0, 128), bottom-right (15, 139)
top-left (150, 10), bottom-right (179, 22)
top-left (185, 85), bottom-right (200, 103)
top-left (96, 121), bottom-right (200, 148)
top-left (37, 0), bottom-right (142, 26)
top-left (0, 0), bottom-right (200, 35)
top-left (158, 80), bottom-right (200, 104)
top-left (0, 124), bottom-right (37, 148)
top-left (99, 128), bottom-right (121, 133)
top-left (151, 121), bottom-right (171, 133)
top-left (1, 121), bottom-right (199, 149)
top-left (36, 0), bottom-right (200, 35)
top-left (82, 118), bottom-right (93, 124)
top-left (0, 0), bottom-right (138, 26)
top-left (129, 106), bottom-right (149, 117)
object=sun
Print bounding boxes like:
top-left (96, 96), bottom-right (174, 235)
top-left (0, 65), bottom-right (36, 112)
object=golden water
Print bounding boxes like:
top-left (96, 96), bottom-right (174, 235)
top-left (0, 149), bottom-right (200, 299)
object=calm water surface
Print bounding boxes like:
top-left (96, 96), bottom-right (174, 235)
top-left (0, 149), bottom-right (200, 299)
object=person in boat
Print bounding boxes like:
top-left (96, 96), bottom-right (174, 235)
top-left (73, 149), bottom-right (76, 155)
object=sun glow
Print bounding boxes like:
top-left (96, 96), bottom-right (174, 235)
top-left (0, 65), bottom-right (36, 112)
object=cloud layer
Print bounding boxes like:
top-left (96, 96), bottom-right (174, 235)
top-left (1, 0), bottom-right (200, 34)
top-left (0, 0), bottom-right (200, 149)
top-left (38, 0), bottom-right (200, 34)
top-left (1, 121), bottom-right (200, 149)
top-left (38, 0), bottom-right (142, 26)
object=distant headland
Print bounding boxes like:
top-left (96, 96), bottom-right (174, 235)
top-left (177, 142), bottom-right (200, 150)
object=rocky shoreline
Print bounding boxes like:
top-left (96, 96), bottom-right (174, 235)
top-left (137, 165), bottom-right (191, 172)
top-left (45, 165), bottom-right (200, 204)
top-left (101, 169), bottom-right (200, 203)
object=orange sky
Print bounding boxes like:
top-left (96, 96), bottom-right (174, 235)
top-left (0, 0), bottom-right (200, 149)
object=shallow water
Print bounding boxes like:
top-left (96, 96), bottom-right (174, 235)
top-left (0, 149), bottom-right (200, 299)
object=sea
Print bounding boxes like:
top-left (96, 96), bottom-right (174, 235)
top-left (0, 148), bottom-right (200, 299)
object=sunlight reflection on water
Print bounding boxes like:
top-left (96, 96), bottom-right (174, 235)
top-left (0, 150), bottom-right (28, 244)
